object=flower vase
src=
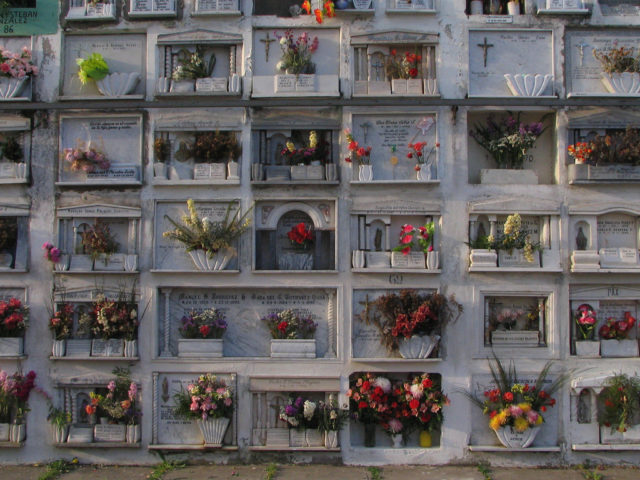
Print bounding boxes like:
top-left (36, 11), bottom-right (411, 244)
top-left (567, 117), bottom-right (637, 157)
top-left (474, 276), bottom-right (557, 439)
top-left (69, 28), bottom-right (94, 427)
top-left (153, 163), bottom-right (167, 179)
top-left (197, 417), bottom-right (230, 446)
top-left (495, 426), bottom-right (540, 448)
top-left (507, 1), bottom-right (520, 15)
top-left (601, 72), bottom-right (640, 95)
top-left (53, 425), bottom-right (68, 443)
top-left (398, 334), bottom-right (440, 359)
top-left (278, 251), bottom-right (314, 270)
top-left (251, 163), bottom-right (263, 181)
top-left (325, 163), bottom-right (337, 181)
top-left (419, 430), bottom-right (432, 447)
top-left (188, 248), bottom-right (234, 271)
top-left (0, 423), bottom-right (9, 441)
top-left (352, 250), bottom-right (365, 269)
top-left (96, 72), bottom-right (140, 96)
top-left (52, 339), bottom-right (66, 357)
top-left (358, 164), bottom-right (373, 182)
top-left (363, 423), bottom-right (376, 448)
top-left (391, 433), bottom-right (403, 448)
top-left (227, 160), bottom-right (239, 180)
top-left (126, 424), bottom-right (141, 444)
top-left (305, 428), bottom-right (324, 447)
top-left (0, 77), bottom-right (27, 99)
top-left (416, 165), bottom-right (432, 181)
top-left (124, 339), bottom-right (138, 358)
top-left (426, 251), bottom-right (439, 270)
top-left (325, 430), bottom-right (339, 448)
top-left (10, 423), bottom-right (25, 442)
top-left (54, 255), bottom-right (70, 271)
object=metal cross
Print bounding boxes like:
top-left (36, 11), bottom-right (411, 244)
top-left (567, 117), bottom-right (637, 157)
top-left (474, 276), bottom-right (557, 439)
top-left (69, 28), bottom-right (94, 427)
top-left (260, 33), bottom-right (276, 62)
top-left (477, 37), bottom-right (494, 68)
top-left (576, 42), bottom-right (589, 67)
top-left (371, 57), bottom-right (384, 81)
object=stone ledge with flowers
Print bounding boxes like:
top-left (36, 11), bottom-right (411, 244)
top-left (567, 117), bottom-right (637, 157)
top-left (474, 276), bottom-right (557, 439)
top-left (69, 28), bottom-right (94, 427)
top-left (0, 297), bottom-right (28, 357)
top-left (390, 222), bottom-right (438, 270)
top-left (263, 310), bottom-right (318, 358)
top-left (66, 222), bottom-right (136, 273)
top-left (0, 46), bottom-right (37, 101)
top-left (0, 370), bottom-right (37, 445)
top-left (593, 46), bottom-right (640, 96)
top-left (348, 372), bottom-right (448, 448)
top-left (598, 312), bottom-right (638, 358)
top-left (72, 53), bottom-right (141, 99)
top-left (177, 308), bottom-right (227, 358)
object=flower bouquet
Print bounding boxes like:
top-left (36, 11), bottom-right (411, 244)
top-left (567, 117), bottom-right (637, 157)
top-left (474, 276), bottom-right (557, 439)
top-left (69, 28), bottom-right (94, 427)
top-left (0, 369), bottom-right (37, 442)
top-left (574, 304), bottom-right (599, 357)
top-left (347, 373), bottom-right (391, 447)
top-left (163, 199), bottom-right (252, 271)
top-left (599, 373), bottom-right (640, 442)
top-left (63, 144), bottom-right (110, 174)
top-left (279, 222), bottom-right (315, 270)
top-left (593, 46), bottom-right (640, 94)
top-left (361, 289), bottom-right (462, 358)
top-left (177, 308), bottom-right (227, 358)
top-left (91, 369), bottom-right (141, 443)
top-left (487, 213), bottom-right (541, 266)
top-left (275, 30), bottom-right (318, 75)
top-left (88, 293), bottom-right (138, 357)
top-left (386, 49), bottom-right (422, 94)
top-left (391, 222), bottom-right (437, 269)
top-left (599, 312), bottom-right (638, 358)
top-left (173, 374), bottom-right (233, 446)
top-left (466, 356), bottom-right (565, 448)
top-left (78, 222), bottom-right (119, 270)
top-left (77, 52), bottom-right (139, 96)
top-left (0, 46), bottom-right (38, 99)
top-left (279, 395), bottom-right (321, 446)
top-left (49, 303), bottom-right (74, 357)
top-left (408, 141), bottom-right (439, 179)
top-left (0, 298), bottom-right (28, 356)
top-left (569, 128), bottom-right (640, 168)
top-left (317, 395), bottom-right (349, 448)
top-left (263, 309), bottom-right (317, 358)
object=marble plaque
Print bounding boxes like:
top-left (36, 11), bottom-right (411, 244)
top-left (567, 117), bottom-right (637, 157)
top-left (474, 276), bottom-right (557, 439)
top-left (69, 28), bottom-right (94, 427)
top-left (491, 330), bottom-right (540, 345)
top-left (469, 30), bottom-right (553, 97)
top-left (158, 288), bottom-right (336, 358)
top-left (352, 288), bottom-right (436, 358)
top-left (275, 75), bottom-right (296, 93)
top-left (195, 78), bottom-right (228, 92)
top-left (198, 0), bottom-right (219, 9)
top-left (598, 0), bottom-right (640, 15)
top-left (599, 248), bottom-right (639, 268)
top-left (59, 115), bottom-right (143, 183)
top-left (547, 0), bottom-right (564, 7)
top-left (67, 425), bottom-right (93, 443)
top-left (62, 34), bottom-right (145, 98)
top-left (94, 424), bottom-right (126, 442)
top-left (597, 213), bottom-right (636, 250)
top-left (0, 288), bottom-right (25, 303)
top-left (217, 0), bottom-right (237, 9)
top-left (351, 114), bottom-right (437, 181)
top-left (154, 373), bottom-right (236, 446)
top-left (130, 0), bottom-right (176, 14)
top-left (154, 201), bottom-right (240, 270)
top-left (567, 30), bottom-right (640, 96)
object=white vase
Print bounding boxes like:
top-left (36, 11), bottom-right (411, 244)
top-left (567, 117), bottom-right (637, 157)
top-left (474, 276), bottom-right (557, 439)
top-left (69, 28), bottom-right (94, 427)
top-left (157, 77), bottom-right (171, 93)
top-left (0, 77), bottom-right (27, 99)
top-left (16, 163), bottom-right (26, 179)
top-left (0, 253), bottom-right (12, 269)
top-left (495, 426), bottom-right (540, 448)
top-left (178, 338), bottom-right (224, 358)
top-left (52, 339), bottom-right (66, 357)
top-left (126, 424), bottom-right (141, 444)
top-left (124, 339), bottom-right (138, 358)
top-left (0, 423), bottom-right (9, 441)
top-left (325, 430), bottom-right (339, 448)
top-left (416, 165), bottom-right (432, 181)
top-left (270, 339), bottom-right (316, 358)
top-left (197, 417), bottom-right (230, 446)
top-left (54, 254), bottom-right (70, 271)
top-left (278, 252), bottom-right (314, 270)
top-left (0, 337), bottom-right (23, 356)
top-left (96, 72), bottom-right (140, 96)
top-left (53, 425), bottom-right (69, 443)
top-left (470, 0), bottom-right (484, 14)
top-left (124, 254), bottom-right (138, 272)
top-left (507, 1), bottom-right (520, 14)
top-left (426, 251), bottom-right (439, 270)
top-left (9, 423), bottom-right (25, 443)
top-left (251, 163), bottom-right (263, 181)
top-left (153, 163), bottom-right (167, 179)
top-left (575, 340), bottom-right (600, 357)
top-left (504, 74), bottom-right (553, 97)
top-left (358, 164), bottom-right (373, 181)
top-left (398, 334), bottom-right (440, 359)
top-left (352, 250), bottom-right (365, 268)
top-left (227, 160), bottom-right (239, 180)
top-left (601, 72), bottom-right (640, 95)
top-left (325, 164), bottom-right (337, 181)
top-left (391, 433), bottom-right (403, 448)
top-left (188, 248), bottom-right (235, 271)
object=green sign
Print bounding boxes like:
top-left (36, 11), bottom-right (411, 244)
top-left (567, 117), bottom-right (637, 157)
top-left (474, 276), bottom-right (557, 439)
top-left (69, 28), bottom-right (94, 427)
top-left (0, 0), bottom-right (59, 36)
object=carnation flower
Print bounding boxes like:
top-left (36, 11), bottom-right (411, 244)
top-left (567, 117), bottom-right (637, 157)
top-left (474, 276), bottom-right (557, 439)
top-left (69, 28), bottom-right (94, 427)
top-left (373, 376), bottom-right (391, 393)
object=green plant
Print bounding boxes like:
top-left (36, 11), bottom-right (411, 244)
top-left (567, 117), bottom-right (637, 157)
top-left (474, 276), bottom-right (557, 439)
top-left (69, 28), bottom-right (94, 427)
top-left (76, 52), bottom-right (109, 85)
top-left (147, 460), bottom-right (184, 480)
top-left (477, 462), bottom-right (493, 480)
top-left (367, 466), bottom-right (382, 480)
top-left (163, 199), bottom-right (252, 258)
top-left (172, 47), bottom-right (215, 81)
top-left (264, 463), bottom-right (278, 480)
top-left (593, 46), bottom-right (640, 74)
top-left (47, 404), bottom-right (72, 429)
top-left (37, 459), bottom-right (76, 480)
top-left (599, 373), bottom-right (640, 434)
top-left (276, 30), bottom-right (318, 75)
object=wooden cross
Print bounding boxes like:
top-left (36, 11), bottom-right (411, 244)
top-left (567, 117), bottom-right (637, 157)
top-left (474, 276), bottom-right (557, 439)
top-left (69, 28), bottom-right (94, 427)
top-left (260, 33), bottom-right (276, 62)
top-left (477, 37), bottom-right (494, 68)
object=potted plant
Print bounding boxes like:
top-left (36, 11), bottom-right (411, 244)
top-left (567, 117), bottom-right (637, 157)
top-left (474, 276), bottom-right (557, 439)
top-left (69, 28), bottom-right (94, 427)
top-left (344, 128), bottom-right (372, 181)
top-left (275, 30), bottom-right (318, 92)
top-left (0, 298), bottom-right (28, 356)
top-left (49, 303), bottom-right (74, 357)
top-left (599, 312), bottom-right (638, 358)
top-left (391, 222), bottom-right (437, 269)
top-left (385, 49), bottom-right (422, 94)
top-left (0, 46), bottom-right (38, 99)
top-left (574, 303), bottom-right (599, 357)
top-left (465, 356), bottom-right (565, 448)
top-left (262, 309), bottom-right (318, 358)
top-left (170, 47), bottom-right (216, 93)
top-left (408, 141), bottom-right (439, 181)
top-left (477, 213), bottom-right (541, 268)
top-left (469, 113), bottom-right (545, 184)
top-left (281, 131), bottom-right (329, 181)
top-left (163, 199), bottom-right (252, 271)
top-left (177, 308), bottom-right (228, 358)
top-left (0, 217), bottom-right (17, 269)
top-left (360, 290), bottom-right (462, 359)
top-left (317, 395), bottom-right (349, 448)
top-left (593, 46), bottom-right (640, 95)
top-left (0, 370), bottom-right (37, 443)
top-left (76, 52), bottom-right (140, 97)
top-left (153, 137), bottom-right (170, 179)
top-left (89, 293), bottom-right (138, 357)
top-left (79, 222), bottom-right (120, 270)
top-left (0, 135), bottom-right (26, 178)
top-left (599, 374), bottom-right (640, 443)
top-left (279, 395), bottom-right (322, 447)
top-left (279, 222), bottom-right (314, 270)
top-left (489, 304), bottom-right (541, 346)
top-left (567, 128), bottom-right (640, 183)
top-left (173, 373), bottom-right (233, 446)
top-left (91, 369), bottom-right (139, 443)
top-left (191, 131), bottom-right (241, 180)
top-left (47, 403), bottom-right (72, 444)
top-left (347, 373), bottom-right (392, 447)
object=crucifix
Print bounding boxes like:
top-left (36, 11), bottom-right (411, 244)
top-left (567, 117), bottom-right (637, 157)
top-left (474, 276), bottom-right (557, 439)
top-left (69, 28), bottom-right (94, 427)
top-left (360, 121), bottom-right (372, 143)
top-left (371, 57), bottom-right (384, 81)
top-left (261, 33), bottom-right (276, 62)
top-left (477, 37), bottom-right (494, 68)
top-left (576, 42), bottom-right (589, 67)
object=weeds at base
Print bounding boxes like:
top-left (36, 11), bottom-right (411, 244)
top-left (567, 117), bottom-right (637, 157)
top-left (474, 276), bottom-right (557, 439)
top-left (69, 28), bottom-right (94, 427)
top-left (38, 459), bottom-right (78, 480)
top-left (264, 463), bottom-right (278, 480)
top-left (147, 460), bottom-right (185, 480)
top-left (367, 466), bottom-right (382, 480)
top-left (477, 462), bottom-right (492, 480)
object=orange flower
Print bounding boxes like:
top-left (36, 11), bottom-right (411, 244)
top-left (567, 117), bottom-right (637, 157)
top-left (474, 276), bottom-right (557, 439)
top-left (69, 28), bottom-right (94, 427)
top-left (302, 0), bottom-right (311, 14)
top-left (314, 8), bottom-right (323, 23)
top-left (85, 404), bottom-right (96, 415)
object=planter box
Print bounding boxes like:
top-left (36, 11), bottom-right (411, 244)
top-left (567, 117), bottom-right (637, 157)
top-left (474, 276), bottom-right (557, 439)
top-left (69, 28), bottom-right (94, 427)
top-left (0, 423), bottom-right (9, 441)
top-left (289, 428), bottom-right (306, 447)
top-left (94, 424), bottom-right (126, 443)
top-left (365, 251), bottom-right (391, 268)
top-left (177, 339), bottom-right (223, 358)
top-left (568, 163), bottom-right (640, 183)
top-left (275, 74), bottom-right (316, 93)
top-left (94, 253), bottom-right (125, 271)
top-left (600, 425), bottom-right (640, 444)
top-left (600, 339), bottom-right (639, 358)
top-left (498, 249), bottom-right (541, 268)
top-left (469, 249), bottom-right (497, 268)
top-left (65, 339), bottom-right (92, 358)
top-left (270, 339), bottom-right (316, 358)
top-left (307, 164), bottom-right (325, 180)
top-left (480, 168), bottom-right (538, 185)
top-left (0, 337), bottom-right (23, 356)
top-left (91, 339), bottom-right (125, 357)
top-left (575, 340), bottom-right (600, 357)
top-left (290, 165), bottom-right (307, 180)
top-left (265, 165), bottom-right (291, 181)
top-left (67, 425), bottom-right (94, 443)
top-left (70, 254), bottom-right (93, 271)
top-left (491, 330), bottom-right (540, 346)
top-left (391, 251), bottom-right (425, 269)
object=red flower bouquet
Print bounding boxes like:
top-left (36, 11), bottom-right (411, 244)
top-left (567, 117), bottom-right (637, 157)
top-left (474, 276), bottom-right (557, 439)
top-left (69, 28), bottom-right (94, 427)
top-left (0, 297), bottom-right (28, 337)
top-left (392, 222), bottom-right (435, 255)
top-left (49, 303), bottom-right (75, 341)
top-left (347, 373), bottom-right (391, 424)
top-left (599, 312), bottom-right (636, 340)
top-left (287, 222), bottom-right (314, 250)
top-left (575, 303), bottom-right (597, 340)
